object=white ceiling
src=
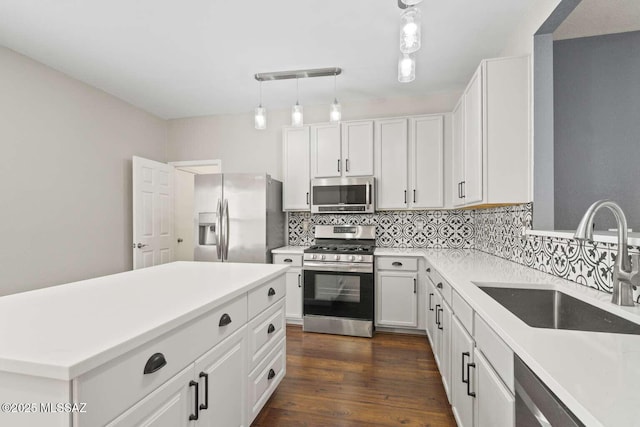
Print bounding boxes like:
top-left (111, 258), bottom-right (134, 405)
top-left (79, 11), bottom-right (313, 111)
top-left (0, 0), bottom-right (535, 119)
top-left (554, 0), bottom-right (640, 40)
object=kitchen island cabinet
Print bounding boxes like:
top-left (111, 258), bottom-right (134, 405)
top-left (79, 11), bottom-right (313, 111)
top-left (0, 261), bottom-right (288, 427)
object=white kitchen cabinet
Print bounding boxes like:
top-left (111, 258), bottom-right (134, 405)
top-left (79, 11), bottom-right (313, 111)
top-left (310, 123), bottom-right (341, 178)
top-left (409, 115), bottom-right (444, 209)
top-left (341, 120), bottom-right (374, 176)
top-left (310, 120), bottom-right (373, 179)
top-left (438, 300), bottom-right (453, 401)
top-left (376, 270), bottom-right (418, 328)
top-left (451, 316), bottom-right (475, 427)
top-left (452, 56), bottom-right (531, 208)
top-left (474, 349), bottom-right (514, 427)
top-left (432, 290), bottom-right (443, 366)
top-left (282, 126), bottom-right (310, 210)
top-left (375, 118), bottom-right (409, 209)
top-left (425, 276), bottom-right (437, 346)
top-left (273, 253), bottom-right (303, 323)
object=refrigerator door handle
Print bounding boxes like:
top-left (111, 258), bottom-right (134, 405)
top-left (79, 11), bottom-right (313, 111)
top-left (222, 199), bottom-right (230, 261)
top-left (216, 199), bottom-right (222, 260)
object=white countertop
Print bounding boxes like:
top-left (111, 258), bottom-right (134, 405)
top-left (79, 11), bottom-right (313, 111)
top-left (271, 245), bottom-right (308, 254)
top-left (0, 261), bottom-right (288, 381)
top-left (375, 248), bottom-right (640, 427)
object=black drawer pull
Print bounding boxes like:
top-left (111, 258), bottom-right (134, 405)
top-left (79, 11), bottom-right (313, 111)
top-left (267, 323), bottom-right (276, 334)
top-left (283, 258), bottom-right (293, 263)
top-left (189, 380), bottom-right (199, 421)
top-left (467, 363), bottom-right (476, 397)
top-left (462, 352), bottom-right (470, 384)
top-left (437, 307), bottom-right (443, 330)
top-left (437, 282), bottom-right (443, 289)
top-left (268, 287), bottom-right (276, 296)
top-left (428, 293), bottom-right (434, 311)
top-left (435, 304), bottom-right (441, 326)
top-left (218, 313), bottom-right (232, 327)
top-left (391, 261), bottom-right (403, 267)
top-left (199, 372), bottom-right (209, 410)
top-left (426, 267), bottom-right (431, 273)
top-left (267, 368), bottom-right (276, 380)
top-left (143, 353), bottom-right (167, 375)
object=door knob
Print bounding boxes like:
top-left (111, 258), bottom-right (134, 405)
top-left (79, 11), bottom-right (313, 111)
top-left (135, 243), bottom-right (148, 249)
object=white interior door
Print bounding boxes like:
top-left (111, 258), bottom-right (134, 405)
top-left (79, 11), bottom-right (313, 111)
top-left (132, 156), bottom-right (174, 269)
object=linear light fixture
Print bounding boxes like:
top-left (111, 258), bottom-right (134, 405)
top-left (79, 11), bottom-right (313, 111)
top-left (254, 67), bottom-right (342, 81)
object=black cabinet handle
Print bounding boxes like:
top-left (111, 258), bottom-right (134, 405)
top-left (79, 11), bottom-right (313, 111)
top-left (283, 258), bottom-right (293, 263)
top-left (199, 372), bottom-right (209, 411)
top-left (462, 352), bottom-right (470, 384)
top-left (267, 323), bottom-right (275, 334)
top-left (218, 313), bottom-right (232, 327)
top-left (426, 267), bottom-right (431, 273)
top-left (306, 192), bottom-right (310, 205)
top-left (467, 363), bottom-right (476, 397)
top-left (346, 158), bottom-right (350, 172)
top-left (428, 293), bottom-right (434, 311)
top-left (268, 287), bottom-right (276, 297)
top-left (337, 159), bottom-right (341, 172)
top-left (188, 380), bottom-right (199, 421)
top-left (458, 182), bottom-right (462, 199)
top-left (437, 307), bottom-right (443, 330)
top-left (461, 181), bottom-right (466, 198)
top-left (404, 190), bottom-right (407, 204)
top-left (391, 261), bottom-right (403, 267)
top-left (435, 304), bottom-right (441, 326)
top-left (413, 278), bottom-right (417, 294)
top-left (413, 189), bottom-right (416, 203)
top-left (437, 282), bottom-right (443, 289)
top-left (143, 352), bottom-right (167, 375)
top-left (268, 368), bottom-right (276, 380)
top-left (298, 274), bottom-right (301, 288)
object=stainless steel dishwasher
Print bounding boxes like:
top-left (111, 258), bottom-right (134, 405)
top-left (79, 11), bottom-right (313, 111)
top-left (515, 355), bottom-right (585, 426)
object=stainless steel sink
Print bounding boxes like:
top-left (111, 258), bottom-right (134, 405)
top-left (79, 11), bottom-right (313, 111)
top-left (477, 286), bottom-right (640, 335)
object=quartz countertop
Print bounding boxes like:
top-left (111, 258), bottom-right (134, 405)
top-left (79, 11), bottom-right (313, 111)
top-left (271, 246), bottom-right (308, 254)
top-left (0, 262), bottom-right (288, 380)
top-left (375, 248), bottom-right (640, 427)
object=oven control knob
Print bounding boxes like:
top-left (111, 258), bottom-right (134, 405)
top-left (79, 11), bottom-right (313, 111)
top-left (321, 254), bottom-right (326, 260)
top-left (358, 255), bottom-right (364, 261)
top-left (350, 255), bottom-right (356, 261)
top-left (312, 254), bottom-right (318, 260)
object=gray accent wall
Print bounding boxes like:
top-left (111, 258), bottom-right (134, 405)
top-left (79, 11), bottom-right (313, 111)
top-left (553, 30), bottom-right (640, 230)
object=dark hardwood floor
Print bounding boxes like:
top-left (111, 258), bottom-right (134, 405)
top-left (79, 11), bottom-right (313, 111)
top-left (252, 325), bottom-right (456, 427)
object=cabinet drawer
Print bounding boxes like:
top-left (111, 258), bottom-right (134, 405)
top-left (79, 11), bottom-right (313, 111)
top-left (248, 299), bottom-right (286, 371)
top-left (475, 314), bottom-right (514, 393)
top-left (376, 256), bottom-right (418, 271)
top-left (273, 254), bottom-right (303, 267)
top-left (248, 337), bottom-right (286, 423)
top-left (73, 294), bottom-right (247, 427)
top-left (428, 268), bottom-right (452, 304)
top-left (452, 290), bottom-right (473, 334)
top-left (248, 275), bottom-right (286, 319)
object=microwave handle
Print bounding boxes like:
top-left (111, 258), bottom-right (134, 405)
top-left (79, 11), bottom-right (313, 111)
top-left (366, 181), bottom-right (371, 209)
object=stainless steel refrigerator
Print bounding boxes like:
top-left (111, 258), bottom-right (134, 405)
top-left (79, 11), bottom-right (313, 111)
top-left (194, 173), bottom-right (285, 263)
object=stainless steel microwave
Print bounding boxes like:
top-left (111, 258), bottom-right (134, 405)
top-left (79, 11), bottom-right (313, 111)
top-left (310, 177), bottom-right (375, 214)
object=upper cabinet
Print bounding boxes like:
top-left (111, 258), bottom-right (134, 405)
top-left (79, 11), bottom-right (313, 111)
top-left (310, 120), bottom-right (374, 179)
top-left (375, 115), bottom-right (444, 210)
top-left (282, 126), bottom-right (310, 211)
top-left (452, 55), bottom-right (531, 208)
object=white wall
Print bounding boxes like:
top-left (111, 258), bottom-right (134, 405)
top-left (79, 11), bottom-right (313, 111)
top-left (0, 46), bottom-right (167, 296)
top-left (167, 92), bottom-right (461, 180)
top-left (499, 0), bottom-right (563, 56)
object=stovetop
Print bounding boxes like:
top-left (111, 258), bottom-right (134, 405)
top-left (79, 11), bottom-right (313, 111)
top-left (304, 243), bottom-right (374, 255)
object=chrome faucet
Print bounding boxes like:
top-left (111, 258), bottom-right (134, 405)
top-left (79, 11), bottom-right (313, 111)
top-left (574, 200), bottom-right (639, 306)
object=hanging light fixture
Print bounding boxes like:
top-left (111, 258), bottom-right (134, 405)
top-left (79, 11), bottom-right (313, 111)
top-left (400, 6), bottom-right (421, 54)
top-left (399, 0), bottom-right (423, 6)
top-left (254, 80), bottom-right (266, 130)
top-left (329, 72), bottom-right (341, 122)
top-left (291, 77), bottom-right (304, 127)
top-left (398, 52), bottom-right (416, 83)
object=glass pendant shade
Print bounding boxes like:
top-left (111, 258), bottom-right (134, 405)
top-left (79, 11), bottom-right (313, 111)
top-left (291, 103), bottom-right (304, 127)
top-left (398, 53), bottom-right (416, 83)
top-left (329, 99), bottom-right (342, 122)
top-left (401, 0), bottom-right (423, 5)
top-left (400, 7), bottom-right (421, 53)
top-left (254, 106), bottom-right (266, 130)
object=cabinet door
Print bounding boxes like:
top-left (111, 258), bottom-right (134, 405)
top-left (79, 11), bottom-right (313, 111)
top-left (474, 349), bottom-right (514, 427)
top-left (283, 127), bottom-right (310, 210)
top-left (452, 98), bottom-right (465, 208)
top-left (409, 115), bottom-right (444, 208)
top-left (194, 326), bottom-right (248, 427)
top-left (285, 269), bottom-right (303, 320)
top-left (376, 271), bottom-right (417, 327)
top-left (439, 301), bottom-right (453, 402)
top-left (106, 366), bottom-right (193, 427)
top-left (310, 123), bottom-right (341, 178)
top-left (375, 118), bottom-right (408, 209)
top-left (342, 120), bottom-right (374, 176)
top-left (451, 316), bottom-right (475, 427)
top-left (463, 66), bottom-right (483, 205)
top-left (425, 279), bottom-right (437, 346)
top-left (432, 290), bottom-right (443, 366)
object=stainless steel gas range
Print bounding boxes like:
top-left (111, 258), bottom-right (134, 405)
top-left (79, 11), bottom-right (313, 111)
top-left (302, 225), bottom-right (375, 338)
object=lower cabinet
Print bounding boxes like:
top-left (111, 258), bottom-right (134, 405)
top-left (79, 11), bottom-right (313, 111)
top-left (474, 349), bottom-right (514, 427)
top-left (284, 270), bottom-right (303, 320)
top-left (438, 300), bottom-right (452, 400)
top-left (451, 316), bottom-right (475, 427)
top-left (376, 270), bottom-right (418, 328)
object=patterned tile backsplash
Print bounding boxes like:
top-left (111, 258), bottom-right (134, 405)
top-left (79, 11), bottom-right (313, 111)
top-left (288, 202), bottom-right (640, 302)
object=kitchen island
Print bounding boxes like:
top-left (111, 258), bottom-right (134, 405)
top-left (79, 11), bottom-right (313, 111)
top-left (0, 261), bottom-right (288, 426)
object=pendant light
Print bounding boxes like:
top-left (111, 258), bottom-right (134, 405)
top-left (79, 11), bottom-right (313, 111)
top-left (254, 81), bottom-right (266, 130)
top-left (291, 77), bottom-right (304, 127)
top-left (400, 7), bottom-right (421, 53)
top-left (329, 73), bottom-right (342, 122)
top-left (398, 52), bottom-right (416, 83)
top-left (400, 0), bottom-right (423, 6)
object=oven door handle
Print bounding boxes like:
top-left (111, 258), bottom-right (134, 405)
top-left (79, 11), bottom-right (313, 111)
top-left (303, 262), bottom-right (373, 273)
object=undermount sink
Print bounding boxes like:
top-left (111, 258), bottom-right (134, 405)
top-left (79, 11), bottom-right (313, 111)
top-left (477, 285), bottom-right (640, 335)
